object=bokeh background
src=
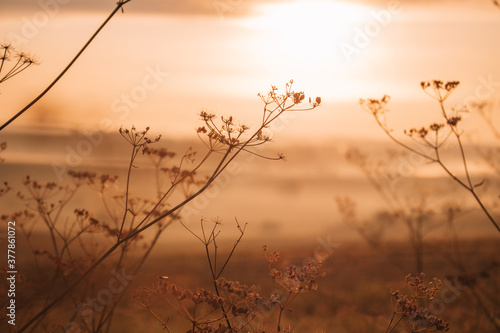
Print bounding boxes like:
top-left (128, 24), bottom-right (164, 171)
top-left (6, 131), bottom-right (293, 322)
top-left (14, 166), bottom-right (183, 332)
top-left (1, 0), bottom-right (499, 240)
top-left (1, 1), bottom-right (499, 331)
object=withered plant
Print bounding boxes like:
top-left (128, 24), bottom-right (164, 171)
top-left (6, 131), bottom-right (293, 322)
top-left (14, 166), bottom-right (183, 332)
top-left (386, 273), bottom-right (449, 333)
top-left (0, 43), bottom-right (38, 86)
top-left (135, 218), bottom-right (324, 333)
top-left (1, 81), bottom-right (320, 332)
top-left (0, 1), bottom-right (133, 131)
top-left (361, 80), bottom-right (499, 233)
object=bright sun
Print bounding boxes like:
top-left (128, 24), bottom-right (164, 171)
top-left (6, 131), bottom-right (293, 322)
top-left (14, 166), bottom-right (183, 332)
top-left (240, 0), bottom-right (371, 66)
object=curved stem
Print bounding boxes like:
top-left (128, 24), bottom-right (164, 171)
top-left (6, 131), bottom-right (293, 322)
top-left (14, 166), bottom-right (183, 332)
top-left (0, 0), bottom-right (132, 131)
top-left (371, 103), bottom-right (500, 233)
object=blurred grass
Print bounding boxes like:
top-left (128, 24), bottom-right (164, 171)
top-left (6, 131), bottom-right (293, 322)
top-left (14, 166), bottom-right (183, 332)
top-left (121, 237), bottom-right (499, 332)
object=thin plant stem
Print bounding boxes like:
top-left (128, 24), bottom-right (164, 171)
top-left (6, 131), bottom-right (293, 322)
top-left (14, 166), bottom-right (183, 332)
top-left (368, 98), bottom-right (500, 232)
top-left (118, 145), bottom-right (138, 240)
top-left (0, 0), bottom-right (132, 131)
top-left (19, 84), bottom-right (316, 331)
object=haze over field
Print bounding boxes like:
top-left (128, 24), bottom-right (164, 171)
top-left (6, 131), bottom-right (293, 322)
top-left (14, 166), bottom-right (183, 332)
top-left (1, 2), bottom-right (500, 332)
top-left (1, 0), bottom-right (499, 139)
top-left (1, 0), bottom-right (499, 241)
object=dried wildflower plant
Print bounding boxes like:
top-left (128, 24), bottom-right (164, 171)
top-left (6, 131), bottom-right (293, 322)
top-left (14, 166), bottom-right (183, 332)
top-left (386, 273), bottom-right (450, 333)
top-left (0, 43), bottom-right (39, 85)
top-left (263, 245), bottom-right (325, 331)
top-left (135, 219), bottom-right (256, 332)
top-left (0, 1), bottom-right (134, 131)
top-left (135, 220), bottom-right (324, 332)
top-left (338, 147), bottom-right (451, 272)
top-left (361, 80), bottom-right (500, 233)
top-left (197, 79), bottom-right (320, 160)
top-left (179, 218), bottom-right (247, 330)
top-left (135, 275), bottom-right (277, 332)
top-left (14, 81), bottom-right (319, 332)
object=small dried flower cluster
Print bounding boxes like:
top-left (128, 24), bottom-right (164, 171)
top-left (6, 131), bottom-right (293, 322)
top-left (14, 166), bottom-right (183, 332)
top-left (263, 246), bottom-right (281, 263)
top-left (74, 208), bottom-right (100, 228)
top-left (0, 43), bottom-right (39, 85)
top-left (1, 210), bottom-right (36, 226)
top-left (17, 176), bottom-right (65, 210)
top-left (446, 115), bottom-right (461, 127)
top-left (421, 80), bottom-right (460, 101)
top-left (263, 246), bottom-right (325, 294)
top-left (143, 146), bottom-right (176, 167)
top-left (420, 80), bottom-right (459, 92)
top-left (389, 273), bottom-right (450, 332)
top-left (359, 95), bottom-right (391, 116)
top-left (135, 279), bottom-right (233, 331)
top-left (0, 181), bottom-right (10, 197)
top-left (136, 276), bottom-right (284, 332)
top-left (119, 126), bottom-right (161, 150)
top-left (67, 170), bottom-right (96, 185)
top-left (94, 174), bottom-right (118, 192)
top-left (404, 127), bottom-right (429, 139)
top-left (67, 170), bottom-right (118, 193)
top-left (217, 279), bottom-right (277, 315)
top-left (429, 123), bottom-right (444, 132)
top-left (0, 141), bottom-right (6, 163)
top-left (258, 80), bottom-right (321, 109)
top-left (405, 273), bottom-right (441, 299)
top-left (391, 293), bottom-right (450, 332)
top-left (197, 111), bottom-right (262, 150)
top-left (196, 81), bottom-right (319, 161)
top-left (404, 118), bottom-right (461, 147)
top-left (159, 280), bottom-right (225, 308)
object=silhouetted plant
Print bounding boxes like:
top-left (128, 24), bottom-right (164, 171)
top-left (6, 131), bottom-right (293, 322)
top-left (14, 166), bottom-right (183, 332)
top-left (0, 43), bottom-right (38, 85)
top-left (263, 246), bottom-right (324, 332)
top-left (0, 0), bottom-right (133, 131)
top-left (135, 219), bottom-right (324, 332)
top-left (386, 273), bottom-right (450, 333)
top-left (361, 80), bottom-right (500, 232)
top-left (2, 81), bottom-right (320, 332)
top-left (336, 148), bottom-right (449, 273)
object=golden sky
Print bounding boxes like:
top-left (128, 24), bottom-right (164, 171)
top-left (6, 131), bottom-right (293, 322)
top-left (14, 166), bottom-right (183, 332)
top-left (1, 0), bottom-right (499, 240)
top-left (1, 0), bottom-right (499, 141)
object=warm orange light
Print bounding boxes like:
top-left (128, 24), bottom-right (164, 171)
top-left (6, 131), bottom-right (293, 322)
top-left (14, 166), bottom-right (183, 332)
top-left (240, 0), bottom-right (371, 65)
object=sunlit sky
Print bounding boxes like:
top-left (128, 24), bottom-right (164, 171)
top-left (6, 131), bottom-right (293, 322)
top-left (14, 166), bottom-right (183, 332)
top-left (1, 0), bottom-right (500, 141)
top-left (1, 0), bottom-right (500, 240)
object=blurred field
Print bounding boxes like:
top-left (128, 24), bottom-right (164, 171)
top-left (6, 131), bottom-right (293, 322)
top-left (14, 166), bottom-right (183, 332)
top-left (79, 237), bottom-right (500, 332)
top-left (1, 127), bottom-right (499, 332)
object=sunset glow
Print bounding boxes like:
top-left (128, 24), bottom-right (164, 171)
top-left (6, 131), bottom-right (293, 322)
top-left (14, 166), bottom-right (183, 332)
top-left (241, 1), bottom-right (370, 67)
top-left (1, 1), bottom-right (500, 331)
